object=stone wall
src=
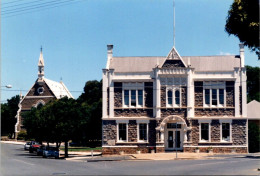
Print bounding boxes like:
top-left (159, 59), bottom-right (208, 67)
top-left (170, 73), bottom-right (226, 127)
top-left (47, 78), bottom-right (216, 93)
top-left (114, 109), bottom-right (153, 117)
top-left (184, 147), bottom-right (247, 153)
top-left (181, 87), bottom-right (187, 107)
top-left (144, 82), bottom-right (153, 107)
top-left (211, 120), bottom-right (220, 142)
top-left (114, 83), bottom-right (122, 108)
top-left (161, 108), bottom-right (187, 118)
top-left (128, 120), bottom-right (137, 142)
top-left (161, 86), bottom-right (166, 107)
top-left (195, 108), bottom-right (235, 117)
top-left (226, 81), bottom-right (235, 107)
top-left (191, 120), bottom-right (199, 145)
top-left (102, 146), bottom-right (164, 155)
top-left (194, 82), bottom-right (203, 107)
top-left (232, 120), bottom-right (247, 145)
top-left (102, 120), bottom-right (117, 145)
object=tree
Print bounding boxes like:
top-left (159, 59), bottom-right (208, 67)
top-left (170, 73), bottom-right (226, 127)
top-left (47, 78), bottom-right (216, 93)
top-left (246, 65), bottom-right (260, 102)
top-left (24, 97), bottom-right (86, 157)
top-left (77, 80), bottom-right (102, 146)
top-left (225, 0), bottom-right (259, 59)
top-left (248, 122), bottom-right (260, 153)
top-left (1, 95), bottom-right (20, 137)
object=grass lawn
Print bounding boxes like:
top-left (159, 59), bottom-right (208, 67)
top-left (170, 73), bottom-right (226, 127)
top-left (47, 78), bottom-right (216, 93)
top-left (60, 147), bottom-right (102, 152)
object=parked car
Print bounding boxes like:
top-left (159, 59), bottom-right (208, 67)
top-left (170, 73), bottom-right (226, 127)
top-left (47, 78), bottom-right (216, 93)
top-left (36, 145), bottom-right (46, 156)
top-left (42, 146), bottom-right (60, 159)
top-left (24, 142), bottom-right (31, 150)
top-left (29, 142), bottom-right (41, 153)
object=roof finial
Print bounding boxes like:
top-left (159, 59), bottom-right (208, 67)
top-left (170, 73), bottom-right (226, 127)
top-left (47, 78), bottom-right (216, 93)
top-left (40, 46), bottom-right (43, 53)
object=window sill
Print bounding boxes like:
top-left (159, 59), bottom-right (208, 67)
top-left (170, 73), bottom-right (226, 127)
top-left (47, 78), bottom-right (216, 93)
top-left (116, 142), bottom-right (148, 144)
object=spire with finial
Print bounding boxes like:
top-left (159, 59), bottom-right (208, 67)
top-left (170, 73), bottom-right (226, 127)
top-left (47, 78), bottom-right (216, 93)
top-left (38, 46), bottom-right (45, 81)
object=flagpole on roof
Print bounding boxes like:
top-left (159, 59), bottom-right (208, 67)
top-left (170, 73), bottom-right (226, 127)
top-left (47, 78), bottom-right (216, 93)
top-left (173, 0), bottom-right (175, 47)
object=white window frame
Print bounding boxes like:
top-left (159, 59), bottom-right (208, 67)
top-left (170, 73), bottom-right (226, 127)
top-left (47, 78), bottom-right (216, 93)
top-left (220, 119), bottom-right (232, 142)
top-left (137, 120), bottom-right (149, 142)
top-left (166, 87), bottom-right (182, 108)
top-left (199, 119), bottom-right (211, 142)
top-left (122, 83), bottom-right (144, 108)
top-left (203, 81), bottom-right (226, 108)
top-left (116, 120), bottom-right (129, 142)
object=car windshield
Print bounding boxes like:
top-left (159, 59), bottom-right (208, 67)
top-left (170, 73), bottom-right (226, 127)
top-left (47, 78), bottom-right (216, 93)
top-left (26, 142), bottom-right (31, 145)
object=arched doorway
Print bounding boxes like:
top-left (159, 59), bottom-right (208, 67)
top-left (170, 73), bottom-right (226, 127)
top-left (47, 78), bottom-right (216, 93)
top-left (156, 115), bottom-right (190, 151)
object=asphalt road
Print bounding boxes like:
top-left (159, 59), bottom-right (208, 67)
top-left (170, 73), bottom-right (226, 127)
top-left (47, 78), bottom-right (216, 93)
top-left (1, 143), bottom-right (259, 175)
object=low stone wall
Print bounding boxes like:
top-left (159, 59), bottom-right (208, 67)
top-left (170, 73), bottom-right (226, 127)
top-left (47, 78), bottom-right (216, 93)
top-left (184, 147), bottom-right (247, 153)
top-left (102, 147), bottom-right (163, 155)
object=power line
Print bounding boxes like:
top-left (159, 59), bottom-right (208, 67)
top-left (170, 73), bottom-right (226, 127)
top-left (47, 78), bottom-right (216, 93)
top-left (2, 0), bottom-right (83, 18)
top-left (0, 89), bottom-right (83, 93)
top-left (2, 0), bottom-right (27, 5)
top-left (2, 0), bottom-right (55, 9)
top-left (2, 0), bottom-right (77, 15)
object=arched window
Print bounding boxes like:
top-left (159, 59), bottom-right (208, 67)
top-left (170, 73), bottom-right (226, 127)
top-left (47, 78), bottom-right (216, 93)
top-left (167, 90), bottom-right (173, 105)
top-left (175, 90), bottom-right (180, 105)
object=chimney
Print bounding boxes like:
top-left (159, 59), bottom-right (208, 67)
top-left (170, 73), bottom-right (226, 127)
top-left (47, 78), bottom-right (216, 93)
top-left (106, 44), bottom-right (113, 69)
top-left (239, 43), bottom-right (244, 67)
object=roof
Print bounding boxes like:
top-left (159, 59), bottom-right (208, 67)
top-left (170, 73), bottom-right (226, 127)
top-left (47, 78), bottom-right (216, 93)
top-left (44, 78), bottom-right (74, 99)
top-left (109, 55), bottom-right (241, 72)
top-left (247, 100), bottom-right (260, 119)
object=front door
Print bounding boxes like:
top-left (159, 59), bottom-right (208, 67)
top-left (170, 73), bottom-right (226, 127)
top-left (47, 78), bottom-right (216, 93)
top-left (167, 130), bottom-right (182, 150)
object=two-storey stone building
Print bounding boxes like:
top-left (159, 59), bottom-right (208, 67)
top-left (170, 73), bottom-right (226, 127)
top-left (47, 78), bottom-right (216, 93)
top-left (102, 44), bottom-right (247, 154)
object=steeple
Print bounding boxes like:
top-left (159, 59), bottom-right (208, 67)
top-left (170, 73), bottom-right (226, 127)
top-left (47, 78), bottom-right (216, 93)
top-left (38, 47), bottom-right (45, 81)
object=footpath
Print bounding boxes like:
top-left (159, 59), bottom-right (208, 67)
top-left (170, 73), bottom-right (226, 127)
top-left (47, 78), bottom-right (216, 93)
top-left (2, 140), bottom-right (259, 162)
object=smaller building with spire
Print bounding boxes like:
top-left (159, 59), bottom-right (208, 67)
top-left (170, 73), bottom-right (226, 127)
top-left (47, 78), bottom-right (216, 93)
top-left (14, 50), bottom-right (73, 138)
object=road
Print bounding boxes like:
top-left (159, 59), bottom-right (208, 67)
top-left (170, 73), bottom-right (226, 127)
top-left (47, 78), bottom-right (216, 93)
top-left (1, 143), bottom-right (259, 175)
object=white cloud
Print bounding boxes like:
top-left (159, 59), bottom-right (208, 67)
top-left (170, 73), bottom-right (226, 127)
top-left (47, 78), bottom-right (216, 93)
top-left (219, 51), bottom-right (234, 55)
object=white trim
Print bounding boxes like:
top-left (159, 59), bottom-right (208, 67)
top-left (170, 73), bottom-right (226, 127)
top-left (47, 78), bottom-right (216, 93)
top-left (184, 145), bottom-right (247, 148)
top-left (203, 81), bottom-right (226, 108)
top-left (166, 86), bottom-right (182, 108)
top-left (122, 82), bottom-right (144, 108)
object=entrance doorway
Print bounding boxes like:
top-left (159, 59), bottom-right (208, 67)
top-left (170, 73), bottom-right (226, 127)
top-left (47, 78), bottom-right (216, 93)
top-left (165, 123), bottom-right (183, 150)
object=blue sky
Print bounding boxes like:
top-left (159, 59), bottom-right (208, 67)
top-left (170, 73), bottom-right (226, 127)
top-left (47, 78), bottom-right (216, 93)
top-left (1, 0), bottom-right (259, 102)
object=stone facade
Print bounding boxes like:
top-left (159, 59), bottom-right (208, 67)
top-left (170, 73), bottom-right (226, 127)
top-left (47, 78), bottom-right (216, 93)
top-left (211, 120), bottom-right (220, 142)
top-left (226, 81), bottom-right (235, 107)
top-left (232, 120), bottom-right (247, 145)
top-left (128, 120), bottom-right (137, 142)
top-left (195, 108), bottom-right (235, 117)
top-left (114, 83), bottom-right (122, 108)
top-left (114, 109), bottom-right (153, 117)
top-left (161, 108), bottom-right (187, 118)
top-left (181, 87), bottom-right (187, 107)
top-left (144, 82), bottom-right (153, 107)
top-left (161, 86), bottom-right (166, 107)
top-left (194, 81), bottom-right (203, 107)
top-left (102, 120), bottom-right (117, 145)
top-left (191, 120), bottom-right (199, 145)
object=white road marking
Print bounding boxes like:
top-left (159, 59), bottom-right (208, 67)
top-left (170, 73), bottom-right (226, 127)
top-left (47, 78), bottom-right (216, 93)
top-left (13, 159), bottom-right (35, 166)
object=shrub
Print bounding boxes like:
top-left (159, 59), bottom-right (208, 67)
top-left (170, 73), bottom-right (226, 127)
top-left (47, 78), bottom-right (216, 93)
top-left (17, 130), bottom-right (27, 140)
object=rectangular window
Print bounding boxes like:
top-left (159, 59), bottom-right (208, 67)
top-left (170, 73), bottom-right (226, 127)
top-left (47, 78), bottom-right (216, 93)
top-left (131, 90), bottom-right (136, 106)
top-left (205, 89), bottom-right (210, 105)
top-left (119, 123), bottom-right (127, 141)
top-left (167, 90), bottom-right (173, 105)
top-left (139, 123), bottom-right (147, 141)
top-left (124, 90), bottom-right (129, 106)
top-left (175, 90), bottom-right (180, 105)
top-left (138, 90), bottom-right (143, 106)
top-left (222, 123), bottom-right (230, 141)
top-left (212, 89), bottom-right (217, 105)
top-left (219, 89), bottom-right (224, 105)
top-left (201, 123), bottom-right (209, 141)
top-left (167, 123), bottom-right (181, 129)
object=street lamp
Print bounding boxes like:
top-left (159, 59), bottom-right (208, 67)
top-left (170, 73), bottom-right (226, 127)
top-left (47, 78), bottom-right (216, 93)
top-left (1, 85), bottom-right (12, 88)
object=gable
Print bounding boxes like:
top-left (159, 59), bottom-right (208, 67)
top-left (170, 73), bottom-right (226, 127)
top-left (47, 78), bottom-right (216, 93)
top-left (161, 47), bottom-right (187, 68)
top-left (27, 80), bottom-right (55, 97)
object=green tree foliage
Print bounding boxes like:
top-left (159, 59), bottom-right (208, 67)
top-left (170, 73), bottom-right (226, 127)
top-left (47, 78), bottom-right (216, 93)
top-left (23, 97), bottom-right (86, 157)
top-left (248, 122), bottom-right (260, 153)
top-left (225, 0), bottom-right (259, 58)
top-left (246, 65), bottom-right (260, 102)
top-left (1, 95), bottom-right (20, 137)
top-left (77, 80), bottom-right (102, 146)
